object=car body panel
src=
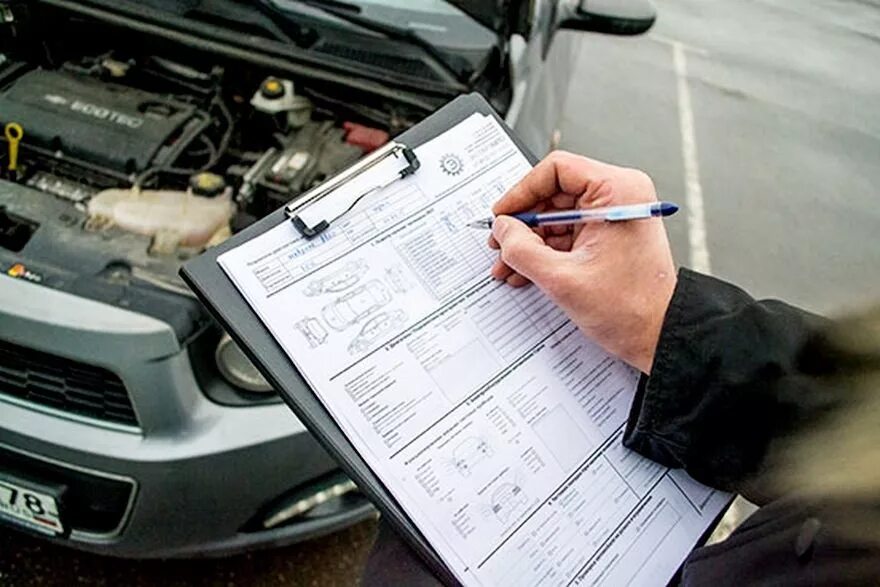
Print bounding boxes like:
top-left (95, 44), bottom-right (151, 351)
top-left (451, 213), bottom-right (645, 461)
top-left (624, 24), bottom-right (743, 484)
top-left (444, 0), bottom-right (529, 35)
top-left (507, 2), bottom-right (582, 156)
top-left (0, 278), bottom-right (374, 554)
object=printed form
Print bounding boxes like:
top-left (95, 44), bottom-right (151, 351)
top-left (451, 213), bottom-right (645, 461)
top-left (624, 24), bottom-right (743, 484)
top-left (219, 113), bottom-right (730, 586)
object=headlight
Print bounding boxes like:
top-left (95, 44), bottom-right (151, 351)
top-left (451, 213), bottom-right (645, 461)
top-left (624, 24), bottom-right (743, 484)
top-left (215, 333), bottom-right (273, 393)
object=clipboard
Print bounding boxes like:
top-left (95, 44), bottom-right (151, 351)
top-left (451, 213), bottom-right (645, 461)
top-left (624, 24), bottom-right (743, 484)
top-left (181, 93), bottom-right (537, 585)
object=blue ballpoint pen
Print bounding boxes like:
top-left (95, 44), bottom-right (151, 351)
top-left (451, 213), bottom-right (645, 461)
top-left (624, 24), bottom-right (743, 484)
top-left (466, 201), bottom-right (679, 229)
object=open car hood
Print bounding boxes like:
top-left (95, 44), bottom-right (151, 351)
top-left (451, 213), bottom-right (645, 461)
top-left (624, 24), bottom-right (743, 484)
top-left (444, 0), bottom-right (528, 36)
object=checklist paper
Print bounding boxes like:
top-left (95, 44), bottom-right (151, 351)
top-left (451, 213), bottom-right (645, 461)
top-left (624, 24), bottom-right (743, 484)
top-left (218, 113), bottom-right (729, 586)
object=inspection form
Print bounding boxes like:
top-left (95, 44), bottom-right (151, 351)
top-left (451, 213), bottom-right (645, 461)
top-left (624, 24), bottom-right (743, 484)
top-left (218, 113), bottom-right (730, 586)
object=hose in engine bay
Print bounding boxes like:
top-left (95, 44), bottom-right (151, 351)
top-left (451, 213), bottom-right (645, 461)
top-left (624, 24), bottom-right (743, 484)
top-left (132, 96), bottom-right (234, 191)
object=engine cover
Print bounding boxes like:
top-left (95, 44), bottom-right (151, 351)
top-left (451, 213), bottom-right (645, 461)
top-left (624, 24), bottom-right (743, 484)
top-left (0, 68), bottom-right (203, 173)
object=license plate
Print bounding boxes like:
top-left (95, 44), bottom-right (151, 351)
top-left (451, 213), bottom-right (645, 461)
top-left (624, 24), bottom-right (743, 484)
top-left (0, 476), bottom-right (64, 536)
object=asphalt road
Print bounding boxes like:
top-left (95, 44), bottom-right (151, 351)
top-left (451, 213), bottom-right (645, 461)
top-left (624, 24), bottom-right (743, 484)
top-left (0, 521), bottom-right (377, 586)
top-left (3, 1), bottom-right (878, 585)
top-left (560, 0), bottom-right (880, 314)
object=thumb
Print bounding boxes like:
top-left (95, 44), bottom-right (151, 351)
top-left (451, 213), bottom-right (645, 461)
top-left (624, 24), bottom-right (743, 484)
top-left (492, 216), bottom-right (566, 284)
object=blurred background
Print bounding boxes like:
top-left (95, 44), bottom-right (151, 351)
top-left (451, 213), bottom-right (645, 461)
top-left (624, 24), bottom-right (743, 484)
top-left (2, 0), bottom-right (879, 584)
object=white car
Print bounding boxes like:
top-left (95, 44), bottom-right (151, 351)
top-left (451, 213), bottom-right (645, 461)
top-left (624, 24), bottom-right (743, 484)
top-left (0, 0), bottom-right (654, 557)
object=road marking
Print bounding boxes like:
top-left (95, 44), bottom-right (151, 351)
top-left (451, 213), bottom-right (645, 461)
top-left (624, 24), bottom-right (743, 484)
top-left (672, 41), bottom-right (712, 274)
top-left (650, 34), bottom-right (709, 57)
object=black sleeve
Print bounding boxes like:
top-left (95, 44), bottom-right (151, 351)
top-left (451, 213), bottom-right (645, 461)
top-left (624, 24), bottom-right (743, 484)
top-left (622, 268), bottom-right (838, 500)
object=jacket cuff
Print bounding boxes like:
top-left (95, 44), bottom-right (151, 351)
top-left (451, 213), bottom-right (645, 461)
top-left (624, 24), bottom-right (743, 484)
top-left (622, 267), bottom-right (828, 490)
top-left (623, 268), bottom-right (698, 469)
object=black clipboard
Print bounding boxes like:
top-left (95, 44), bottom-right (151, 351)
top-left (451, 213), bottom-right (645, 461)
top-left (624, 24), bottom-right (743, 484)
top-left (181, 93), bottom-right (537, 585)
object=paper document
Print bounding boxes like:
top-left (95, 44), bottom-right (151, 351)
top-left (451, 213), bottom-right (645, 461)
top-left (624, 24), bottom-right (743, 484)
top-left (219, 113), bottom-right (729, 586)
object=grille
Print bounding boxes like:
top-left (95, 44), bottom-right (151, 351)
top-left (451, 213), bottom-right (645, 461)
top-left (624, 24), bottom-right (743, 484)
top-left (0, 339), bottom-right (138, 427)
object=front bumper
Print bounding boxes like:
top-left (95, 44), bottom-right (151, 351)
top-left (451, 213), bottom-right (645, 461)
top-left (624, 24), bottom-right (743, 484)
top-left (0, 277), bottom-right (374, 557)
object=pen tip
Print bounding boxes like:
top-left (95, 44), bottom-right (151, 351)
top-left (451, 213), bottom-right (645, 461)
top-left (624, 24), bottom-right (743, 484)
top-left (467, 219), bottom-right (492, 229)
top-left (659, 201), bottom-right (679, 216)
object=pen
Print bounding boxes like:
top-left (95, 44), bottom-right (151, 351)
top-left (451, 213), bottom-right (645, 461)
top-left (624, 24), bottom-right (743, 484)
top-left (467, 201), bottom-right (679, 229)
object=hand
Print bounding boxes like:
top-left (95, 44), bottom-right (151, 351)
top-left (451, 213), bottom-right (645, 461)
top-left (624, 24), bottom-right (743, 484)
top-left (489, 151), bottom-right (677, 374)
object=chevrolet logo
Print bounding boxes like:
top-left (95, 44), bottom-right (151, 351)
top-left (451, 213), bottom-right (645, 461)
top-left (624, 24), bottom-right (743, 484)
top-left (43, 94), bottom-right (69, 106)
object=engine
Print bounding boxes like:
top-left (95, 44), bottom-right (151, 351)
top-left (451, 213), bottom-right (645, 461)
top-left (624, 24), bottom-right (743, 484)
top-left (0, 67), bottom-right (207, 176)
top-left (0, 54), bottom-right (388, 255)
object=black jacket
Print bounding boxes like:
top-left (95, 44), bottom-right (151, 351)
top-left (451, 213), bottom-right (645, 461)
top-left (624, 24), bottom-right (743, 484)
top-left (362, 269), bottom-right (880, 586)
top-left (626, 269), bottom-right (880, 585)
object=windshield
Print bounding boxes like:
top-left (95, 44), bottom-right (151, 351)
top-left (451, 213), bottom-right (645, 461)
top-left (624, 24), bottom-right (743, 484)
top-left (348, 0), bottom-right (462, 15)
top-left (272, 0), bottom-right (496, 51)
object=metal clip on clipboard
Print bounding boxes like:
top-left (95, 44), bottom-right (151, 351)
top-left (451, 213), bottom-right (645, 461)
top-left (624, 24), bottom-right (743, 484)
top-left (285, 142), bottom-right (420, 238)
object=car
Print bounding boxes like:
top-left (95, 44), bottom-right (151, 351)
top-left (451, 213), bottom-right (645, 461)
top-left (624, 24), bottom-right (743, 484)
top-left (321, 280), bottom-right (392, 331)
top-left (0, 0), bottom-right (655, 558)
top-left (348, 310), bottom-right (407, 356)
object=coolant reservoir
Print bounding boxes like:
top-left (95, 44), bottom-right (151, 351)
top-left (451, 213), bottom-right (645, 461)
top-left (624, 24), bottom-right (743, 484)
top-left (87, 188), bottom-right (234, 249)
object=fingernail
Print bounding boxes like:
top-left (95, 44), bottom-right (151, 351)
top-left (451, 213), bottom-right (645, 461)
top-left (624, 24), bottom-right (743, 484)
top-left (492, 216), bottom-right (511, 241)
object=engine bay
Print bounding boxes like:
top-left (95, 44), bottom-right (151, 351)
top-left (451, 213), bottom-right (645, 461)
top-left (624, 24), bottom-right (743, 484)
top-left (0, 40), bottom-right (431, 349)
top-left (0, 50), bottom-right (404, 285)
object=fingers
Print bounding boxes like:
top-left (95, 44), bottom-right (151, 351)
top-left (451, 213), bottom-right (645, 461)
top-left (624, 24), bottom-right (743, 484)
top-left (488, 188), bottom-right (573, 251)
top-left (489, 213), bottom-right (573, 285)
top-left (505, 273), bottom-right (532, 287)
top-left (486, 153), bottom-right (660, 293)
top-left (491, 216), bottom-right (568, 285)
top-left (545, 234), bottom-right (573, 251)
top-left (490, 256), bottom-right (512, 280)
top-left (489, 226), bottom-right (570, 249)
top-left (551, 194), bottom-right (576, 209)
top-left (492, 151), bottom-right (605, 215)
top-left (547, 224), bottom-right (570, 237)
top-left (491, 256), bottom-right (530, 288)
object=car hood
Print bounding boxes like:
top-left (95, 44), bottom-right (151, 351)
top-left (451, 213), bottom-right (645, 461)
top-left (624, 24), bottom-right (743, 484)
top-left (31, 0), bottom-right (520, 110)
top-left (445, 0), bottom-right (528, 36)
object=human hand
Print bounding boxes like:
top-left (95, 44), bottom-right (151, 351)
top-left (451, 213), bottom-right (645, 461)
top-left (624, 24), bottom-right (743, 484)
top-left (489, 151), bottom-right (677, 374)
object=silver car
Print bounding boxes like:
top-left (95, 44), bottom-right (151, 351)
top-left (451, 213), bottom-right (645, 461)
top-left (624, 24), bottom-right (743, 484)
top-left (0, 0), bottom-right (654, 556)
